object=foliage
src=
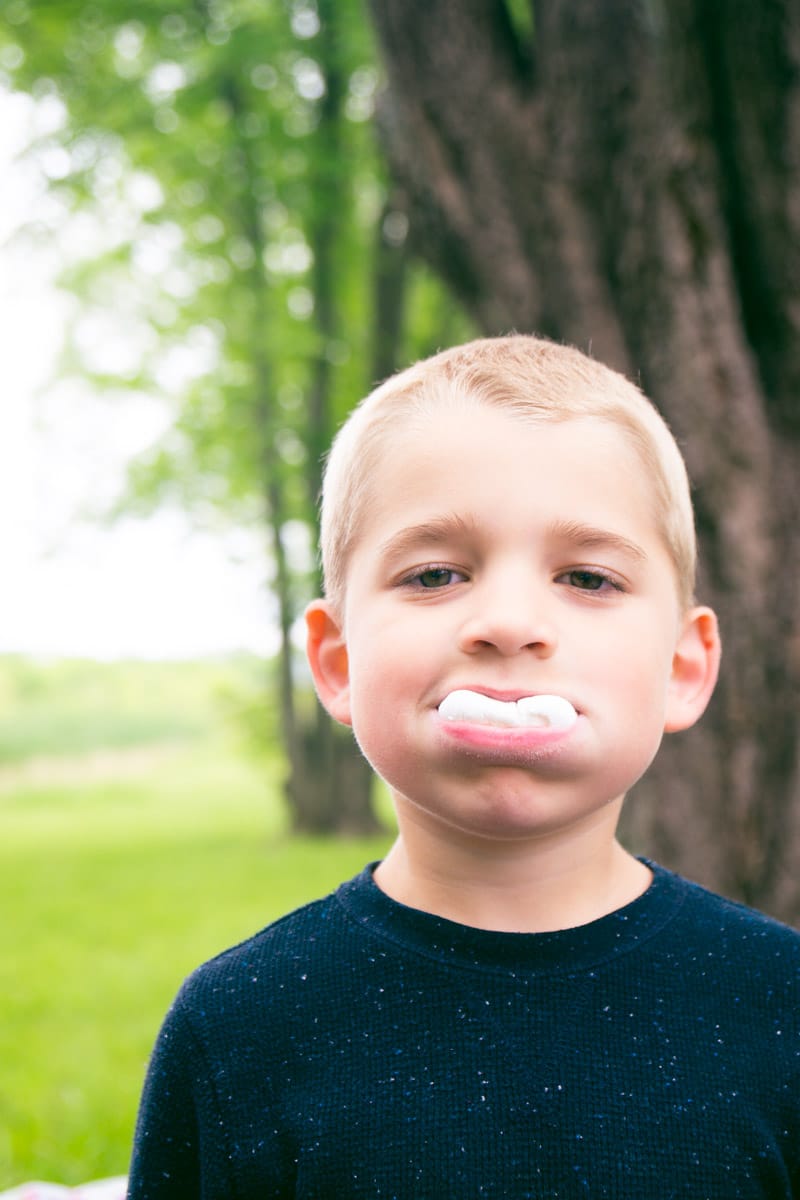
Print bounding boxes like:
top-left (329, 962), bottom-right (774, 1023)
top-left (1, 0), bottom-right (466, 538)
top-left (4, 0), bottom-right (366, 515)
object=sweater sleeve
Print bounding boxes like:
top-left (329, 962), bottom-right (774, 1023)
top-left (126, 1001), bottom-right (211, 1200)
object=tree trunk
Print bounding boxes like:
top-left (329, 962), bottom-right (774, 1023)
top-left (366, 0), bottom-right (800, 921)
top-left (220, 45), bottom-right (382, 836)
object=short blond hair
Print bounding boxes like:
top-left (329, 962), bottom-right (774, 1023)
top-left (320, 335), bottom-right (697, 612)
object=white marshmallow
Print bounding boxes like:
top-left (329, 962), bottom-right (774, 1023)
top-left (438, 689), bottom-right (577, 731)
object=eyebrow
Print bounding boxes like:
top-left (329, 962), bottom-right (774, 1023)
top-left (548, 519), bottom-right (648, 562)
top-left (376, 515), bottom-right (648, 565)
top-left (377, 515), bottom-right (477, 564)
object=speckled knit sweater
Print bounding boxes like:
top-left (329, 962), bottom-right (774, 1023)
top-left (127, 861), bottom-right (800, 1199)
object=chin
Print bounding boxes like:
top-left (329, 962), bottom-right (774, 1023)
top-left (416, 780), bottom-right (616, 844)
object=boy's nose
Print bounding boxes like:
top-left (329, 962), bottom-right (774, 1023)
top-left (456, 582), bottom-right (558, 658)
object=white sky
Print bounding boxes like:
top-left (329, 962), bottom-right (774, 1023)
top-left (0, 89), bottom-right (278, 659)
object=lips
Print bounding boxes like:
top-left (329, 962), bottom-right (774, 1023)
top-left (437, 689), bottom-right (578, 732)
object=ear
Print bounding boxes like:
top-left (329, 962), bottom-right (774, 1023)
top-left (664, 606), bottom-right (721, 733)
top-left (304, 600), bottom-right (353, 727)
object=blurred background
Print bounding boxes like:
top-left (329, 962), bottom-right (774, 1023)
top-left (1, 0), bottom-right (798, 1187)
top-left (1, 90), bottom-right (275, 661)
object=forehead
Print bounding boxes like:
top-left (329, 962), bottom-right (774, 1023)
top-left (353, 406), bottom-right (663, 553)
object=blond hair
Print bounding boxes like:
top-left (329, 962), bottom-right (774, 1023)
top-left (320, 335), bottom-right (697, 612)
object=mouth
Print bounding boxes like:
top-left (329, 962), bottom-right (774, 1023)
top-left (437, 689), bottom-right (578, 732)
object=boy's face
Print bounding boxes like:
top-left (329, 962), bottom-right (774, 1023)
top-left (307, 405), bottom-right (719, 849)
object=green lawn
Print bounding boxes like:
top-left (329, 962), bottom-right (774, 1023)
top-left (0, 657), bottom-right (393, 1188)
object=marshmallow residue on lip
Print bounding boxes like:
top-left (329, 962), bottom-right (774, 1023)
top-left (437, 689), bottom-right (577, 731)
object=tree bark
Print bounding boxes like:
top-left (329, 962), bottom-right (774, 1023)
top-left (367, 0), bottom-right (800, 921)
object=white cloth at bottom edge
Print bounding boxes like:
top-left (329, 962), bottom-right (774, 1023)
top-left (0, 1179), bottom-right (127, 1199)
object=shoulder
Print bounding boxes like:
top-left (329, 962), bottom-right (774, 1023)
top-left (165, 869), bottom-right (375, 1032)
top-left (655, 864), bottom-right (800, 995)
top-left (668, 867), bottom-right (800, 943)
top-left (181, 893), bottom-right (341, 999)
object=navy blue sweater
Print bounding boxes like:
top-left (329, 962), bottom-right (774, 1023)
top-left (128, 862), bottom-right (800, 1198)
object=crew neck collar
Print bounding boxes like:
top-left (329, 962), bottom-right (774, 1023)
top-left (335, 859), bottom-right (687, 976)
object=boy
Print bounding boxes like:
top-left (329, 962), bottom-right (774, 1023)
top-left (128, 336), bottom-right (800, 1198)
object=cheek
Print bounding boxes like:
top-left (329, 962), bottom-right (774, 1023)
top-left (349, 608), bottom-right (429, 685)
top-left (347, 693), bottom-right (410, 787)
top-left (345, 631), bottom-right (429, 765)
top-left (345, 638), bottom-right (403, 734)
top-left (582, 624), bottom-right (676, 742)
top-left (616, 662), bottom-right (672, 726)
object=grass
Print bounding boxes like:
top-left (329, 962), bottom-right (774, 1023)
top-left (0, 656), bottom-right (394, 1188)
top-left (0, 655), bottom-right (255, 763)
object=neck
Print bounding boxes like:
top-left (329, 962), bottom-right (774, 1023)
top-left (373, 812), bottom-right (651, 934)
